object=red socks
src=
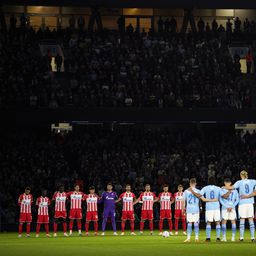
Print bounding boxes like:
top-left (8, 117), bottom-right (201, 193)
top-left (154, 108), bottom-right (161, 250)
top-left (85, 221), bottom-right (98, 232)
top-left (54, 222), bottom-right (67, 233)
top-left (149, 220), bottom-right (153, 232)
top-left (168, 219), bottom-right (173, 232)
top-left (94, 222), bottom-right (98, 233)
top-left (18, 223), bottom-right (23, 234)
top-left (159, 219), bottom-right (163, 232)
top-left (175, 219), bottom-right (186, 231)
top-left (19, 223), bottom-right (31, 235)
top-left (54, 222), bottom-right (58, 233)
top-left (26, 223), bottom-right (31, 234)
top-left (36, 224), bottom-right (49, 234)
top-left (85, 222), bottom-right (89, 232)
top-left (140, 221), bottom-right (144, 231)
top-left (77, 221), bottom-right (81, 230)
top-left (45, 224), bottom-right (49, 234)
top-left (121, 221), bottom-right (126, 232)
top-left (121, 221), bottom-right (134, 232)
top-left (130, 221), bottom-right (134, 232)
top-left (63, 222), bottom-right (67, 233)
top-left (36, 224), bottom-right (40, 234)
top-left (69, 220), bottom-right (74, 231)
top-left (140, 221), bottom-right (153, 231)
top-left (175, 219), bottom-right (179, 231)
top-left (182, 218), bottom-right (186, 231)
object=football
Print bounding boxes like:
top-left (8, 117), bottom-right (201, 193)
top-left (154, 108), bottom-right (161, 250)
top-left (162, 231), bottom-right (170, 238)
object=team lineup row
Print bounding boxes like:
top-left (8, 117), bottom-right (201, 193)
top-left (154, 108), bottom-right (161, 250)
top-left (17, 170), bottom-right (256, 242)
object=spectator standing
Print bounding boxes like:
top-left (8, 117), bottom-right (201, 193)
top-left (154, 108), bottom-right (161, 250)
top-left (77, 15), bottom-right (85, 31)
top-left (55, 54), bottom-right (63, 73)
top-left (117, 15), bottom-right (125, 34)
top-left (246, 50), bottom-right (253, 74)
top-left (10, 15), bottom-right (17, 30)
top-left (197, 18), bottom-right (205, 33)
top-left (158, 17), bottom-right (164, 32)
top-left (69, 15), bottom-right (76, 29)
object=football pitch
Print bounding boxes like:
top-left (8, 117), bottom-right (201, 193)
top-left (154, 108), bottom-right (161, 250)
top-left (0, 231), bottom-right (255, 256)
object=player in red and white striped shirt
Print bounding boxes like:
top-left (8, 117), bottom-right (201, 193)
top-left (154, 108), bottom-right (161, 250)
top-left (36, 189), bottom-right (51, 237)
top-left (18, 187), bottom-right (33, 237)
top-left (116, 184), bottom-right (136, 235)
top-left (158, 184), bottom-right (174, 235)
top-left (67, 184), bottom-right (84, 236)
top-left (134, 184), bottom-right (157, 235)
top-left (84, 186), bottom-right (99, 236)
top-left (174, 184), bottom-right (186, 235)
top-left (52, 185), bottom-right (68, 237)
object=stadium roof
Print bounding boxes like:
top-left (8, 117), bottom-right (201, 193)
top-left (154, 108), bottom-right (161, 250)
top-left (3, 0), bottom-right (256, 9)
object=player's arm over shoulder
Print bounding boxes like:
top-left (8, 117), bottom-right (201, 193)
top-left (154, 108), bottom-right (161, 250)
top-left (232, 180), bottom-right (240, 189)
top-left (190, 188), bottom-right (202, 198)
top-left (202, 197), bottom-right (218, 202)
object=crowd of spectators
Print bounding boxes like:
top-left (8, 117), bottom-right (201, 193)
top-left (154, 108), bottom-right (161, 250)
top-left (0, 14), bottom-right (255, 109)
top-left (1, 125), bottom-right (256, 226)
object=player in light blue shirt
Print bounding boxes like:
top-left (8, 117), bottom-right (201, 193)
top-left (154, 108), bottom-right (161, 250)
top-left (224, 170), bottom-right (256, 241)
top-left (190, 176), bottom-right (221, 242)
top-left (220, 178), bottom-right (239, 242)
top-left (183, 178), bottom-right (218, 243)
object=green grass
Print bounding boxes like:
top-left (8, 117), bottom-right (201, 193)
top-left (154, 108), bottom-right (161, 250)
top-left (0, 231), bottom-right (255, 256)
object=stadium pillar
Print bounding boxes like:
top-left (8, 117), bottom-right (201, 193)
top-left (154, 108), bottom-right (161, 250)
top-left (0, 4), bottom-right (7, 31)
top-left (181, 9), bottom-right (196, 34)
top-left (136, 16), bottom-right (140, 33)
top-left (151, 16), bottom-right (155, 32)
top-left (88, 6), bottom-right (103, 33)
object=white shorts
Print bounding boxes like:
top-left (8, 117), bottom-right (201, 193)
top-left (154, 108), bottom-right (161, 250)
top-left (205, 210), bottom-right (221, 222)
top-left (186, 213), bottom-right (199, 223)
top-left (238, 204), bottom-right (254, 219)
top-left (221, 208), bottom-right (237, 221)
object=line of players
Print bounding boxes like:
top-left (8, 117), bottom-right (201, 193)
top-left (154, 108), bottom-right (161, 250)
top-left (183, 171), bottom-right (256, 242)
top-left (18, 183), bottom-right (186, 237)
top-left (18, 170), bottom-right (256, 242)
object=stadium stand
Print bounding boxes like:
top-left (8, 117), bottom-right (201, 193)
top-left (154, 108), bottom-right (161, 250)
top-left (0, 125), bottom-right (256, 228)
top-left (0, 16), bottom-right (255, 109)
